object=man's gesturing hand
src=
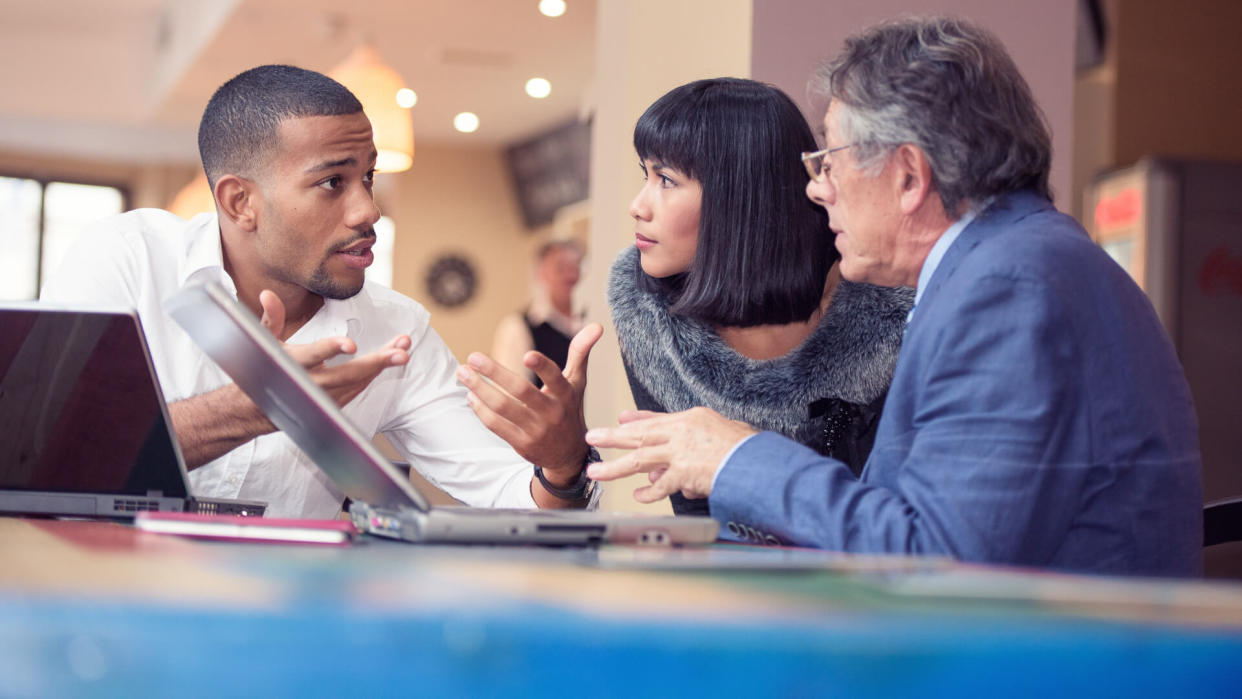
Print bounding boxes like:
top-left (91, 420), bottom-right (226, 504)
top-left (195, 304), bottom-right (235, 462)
top-left (585, 407), bottom-right (756, 504)
top-left (258, 290), bottom-right (410, 409)
top-left (456, 323), bottom-right (603, 482)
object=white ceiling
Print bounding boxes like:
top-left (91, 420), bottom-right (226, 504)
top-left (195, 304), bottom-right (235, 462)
top-left (0, 0), bottom-right (597, 163)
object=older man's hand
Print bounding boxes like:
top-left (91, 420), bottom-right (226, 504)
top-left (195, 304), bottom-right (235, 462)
top-left (585, 407), bottom-right (757, 504)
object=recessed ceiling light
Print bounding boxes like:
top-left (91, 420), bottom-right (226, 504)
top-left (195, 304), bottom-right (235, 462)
top-left (454, 112), bottom-right (480, 133)
top-left (395, 88), bottom-right (417, 108)
top-left (539, 0), bottom-right (566, 18)
top-left (525, 78), bottom-right (552, 99)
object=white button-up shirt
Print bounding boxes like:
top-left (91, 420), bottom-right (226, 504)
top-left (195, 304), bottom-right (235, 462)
top-left (41, 209), bottom-right (536, 517)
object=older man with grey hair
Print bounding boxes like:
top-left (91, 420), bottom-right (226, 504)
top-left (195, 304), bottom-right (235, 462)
top-left (586, 16), bottom-right (1202, 577)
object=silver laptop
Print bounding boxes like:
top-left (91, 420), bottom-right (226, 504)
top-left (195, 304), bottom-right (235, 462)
top-left (0, 304), bottom-right (265, 519)
top-left (165, 282), bottom-right (718, 546)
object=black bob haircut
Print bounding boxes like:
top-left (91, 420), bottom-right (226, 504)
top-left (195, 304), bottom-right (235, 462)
top-left (634, 77), bottom-right (834, 327)
top-left (198, 65), bottom-right (363, 189)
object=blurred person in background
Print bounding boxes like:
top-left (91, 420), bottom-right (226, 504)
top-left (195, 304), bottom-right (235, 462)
top-left (491, 240), bottom-right (586, 388)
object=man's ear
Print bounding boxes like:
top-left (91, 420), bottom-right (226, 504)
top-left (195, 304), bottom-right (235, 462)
top-left (893, 143), bottom-right (933, 215)
top-left (214, 174), bottom-right (259, 232)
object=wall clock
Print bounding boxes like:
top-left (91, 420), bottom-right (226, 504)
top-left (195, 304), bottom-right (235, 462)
top-left (425, 254), bottom-right (477, 308)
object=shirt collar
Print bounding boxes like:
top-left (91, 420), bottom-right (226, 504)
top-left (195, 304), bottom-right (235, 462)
top-left (282, 295), bottom-right (357, 343)
top-left (178, 212), bottom-right (235, 295)
top-left (909, 198), bottom-right (992, 320)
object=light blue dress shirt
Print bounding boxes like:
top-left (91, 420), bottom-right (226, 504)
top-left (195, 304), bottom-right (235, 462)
top-left (908, 202), bottom-right (986, 323)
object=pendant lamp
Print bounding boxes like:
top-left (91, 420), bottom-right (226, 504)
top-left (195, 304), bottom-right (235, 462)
top-left (329, 44), bottom-right (415, 173)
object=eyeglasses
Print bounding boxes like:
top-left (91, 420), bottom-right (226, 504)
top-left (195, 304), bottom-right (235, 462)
top-left (800, 144), bottom-right (853, 181)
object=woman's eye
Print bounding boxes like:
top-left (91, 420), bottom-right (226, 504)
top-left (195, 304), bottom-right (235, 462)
top-left (659, 174), bottom-right (674, 188)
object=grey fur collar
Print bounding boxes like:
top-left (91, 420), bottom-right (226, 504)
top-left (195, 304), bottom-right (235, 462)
top-left (607, 246), bottom-right (913, 434)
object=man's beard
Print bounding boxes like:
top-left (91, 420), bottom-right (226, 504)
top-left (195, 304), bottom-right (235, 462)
top-left (306, 229), bottom-right (376, 300)
top-left (306, 266), bottom-right (365, 300)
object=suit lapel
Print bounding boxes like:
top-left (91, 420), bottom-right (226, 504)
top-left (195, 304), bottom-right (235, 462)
top-left (914, 190), bottom-right (1054, 317)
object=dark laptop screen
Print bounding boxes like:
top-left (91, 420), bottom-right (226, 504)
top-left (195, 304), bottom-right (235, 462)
top-left (0, 308), bottom-right (188, 497)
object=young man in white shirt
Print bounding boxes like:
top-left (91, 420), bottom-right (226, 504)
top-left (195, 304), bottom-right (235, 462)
top-left (41, 65), bottom-right (599, 518)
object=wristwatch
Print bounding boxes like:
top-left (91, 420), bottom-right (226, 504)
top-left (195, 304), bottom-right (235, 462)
top-left (533, 447), bottom-right (599, 501)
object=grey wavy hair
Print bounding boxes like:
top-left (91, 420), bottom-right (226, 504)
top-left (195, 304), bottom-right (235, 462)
top-left (814, 15), bottom-right (1052, 216)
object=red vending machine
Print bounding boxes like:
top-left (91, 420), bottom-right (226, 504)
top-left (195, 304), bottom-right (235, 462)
top-left (1086, 158), bottom-right (1242, 503)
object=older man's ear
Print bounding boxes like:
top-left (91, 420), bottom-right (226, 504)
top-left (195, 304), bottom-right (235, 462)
top-left (895, 143), bottom-right (934, 216)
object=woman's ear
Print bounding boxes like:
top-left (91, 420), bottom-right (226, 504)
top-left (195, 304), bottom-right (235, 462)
top-left (893, 143), bottom-right (933, 215)
top-left (214, 174), bottom-right (258, 232)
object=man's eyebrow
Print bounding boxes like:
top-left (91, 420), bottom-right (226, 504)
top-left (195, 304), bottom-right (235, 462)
top-left (304, 157), bottom-right (356, 174)
top-left (303, 151), bottom-right (378, 175)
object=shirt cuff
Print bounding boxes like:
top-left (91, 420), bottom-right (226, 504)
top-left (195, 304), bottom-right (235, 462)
top-left (709, 433), bottom-right (760, 493)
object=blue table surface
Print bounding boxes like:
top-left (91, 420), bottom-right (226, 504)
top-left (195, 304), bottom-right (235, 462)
top-left (4, 518), bottom-right (1242, 697)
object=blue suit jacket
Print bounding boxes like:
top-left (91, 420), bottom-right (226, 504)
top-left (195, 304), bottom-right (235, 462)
top-left (711, 191), bottom-right (1203, 576)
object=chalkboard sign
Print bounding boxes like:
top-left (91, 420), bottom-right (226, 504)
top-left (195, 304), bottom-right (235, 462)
top-left (504, 118), bottom-right (591, 229)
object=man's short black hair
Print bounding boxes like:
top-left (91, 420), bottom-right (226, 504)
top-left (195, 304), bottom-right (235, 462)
top-left (197, 64), bottom-right (364, 189)
top-left (633, 78), bottom-right (833, 328)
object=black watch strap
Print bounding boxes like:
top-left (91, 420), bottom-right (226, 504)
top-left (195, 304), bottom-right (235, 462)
top-left (533, 447), bottom-right (599, 501)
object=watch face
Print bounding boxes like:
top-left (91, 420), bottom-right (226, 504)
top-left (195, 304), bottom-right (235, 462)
top-left (425, 254), bottom-right (477, 308)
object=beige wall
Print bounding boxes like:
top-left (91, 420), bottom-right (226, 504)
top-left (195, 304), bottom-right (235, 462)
top-left (380, 143), bottom-right (550, 363)
top-left (750, 0), bottom-right (1076, 212)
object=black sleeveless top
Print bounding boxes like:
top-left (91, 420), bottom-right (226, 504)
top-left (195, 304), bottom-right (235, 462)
top-left (524, 313), bottom-right (572, 389)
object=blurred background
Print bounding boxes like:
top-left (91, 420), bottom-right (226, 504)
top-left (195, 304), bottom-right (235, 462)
top-left (1, 0), bottom-right (1239, 512)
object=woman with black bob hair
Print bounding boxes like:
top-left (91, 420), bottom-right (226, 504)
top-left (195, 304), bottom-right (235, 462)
top-left (631, 78), bottom-right (831, 326)
top-left (609, 77), bottom-right (913, 516)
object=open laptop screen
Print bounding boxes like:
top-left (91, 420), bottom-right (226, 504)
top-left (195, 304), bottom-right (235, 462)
top-left (0, 307), bottom-right (188, 498)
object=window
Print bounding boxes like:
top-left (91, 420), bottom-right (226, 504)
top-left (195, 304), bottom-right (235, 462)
top-left (369, 215), bottom-right (396, 288)
top-left (0, 177), bottom-right (391, 297)
top-left (0, 176), bottom-right (126, 301)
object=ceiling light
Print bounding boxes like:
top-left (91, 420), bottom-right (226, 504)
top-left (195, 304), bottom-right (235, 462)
top-left (330, 44), bottom-right (415, 172)
top-left (539, 0), bottom-right (566, 18)
top-left (525, 78), bottom-right (551, 99)
top-left (396, 88), bottom-right (417, 108)
top-left (454, 112), bottom-right (480, 133)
